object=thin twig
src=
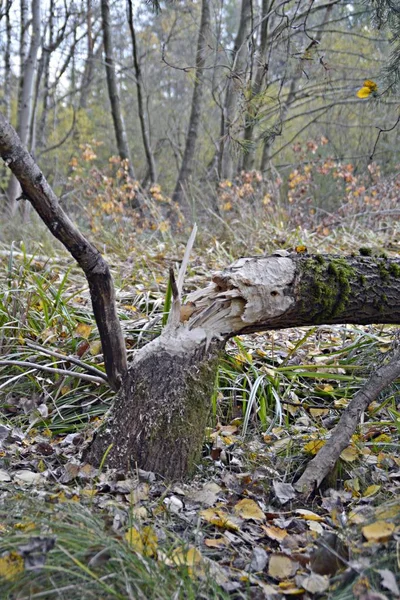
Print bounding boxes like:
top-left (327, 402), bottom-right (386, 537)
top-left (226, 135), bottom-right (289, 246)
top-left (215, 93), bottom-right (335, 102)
top-left (370, 114), bottom-right (400, 161)
top-left (0, 360), bottom-right (106, 387)
top-left (25, 341), bottom-right (108, 381)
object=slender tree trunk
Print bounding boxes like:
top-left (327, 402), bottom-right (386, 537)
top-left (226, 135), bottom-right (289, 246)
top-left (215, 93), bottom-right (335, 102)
top-left (3, 0), bottom-right (12, 121)
top-left (171, 0), bottom-right (210, 206)
top-left (127, 0), bottom-right (157, 185)
top-left (0, 112), bottom-right (127, 391)
top-left (7, 0), bottom-right (41, 215)
top-left (100, 0), bottom-right (136, 181)
top-left (79, 0), bottom-right (95, 110)
top-left (219, 0), bottom-right (252, 180)
top-left (242, 0), bottom-right (272, 172)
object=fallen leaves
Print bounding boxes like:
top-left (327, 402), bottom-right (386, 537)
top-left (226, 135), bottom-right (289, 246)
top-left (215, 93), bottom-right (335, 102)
top-left (233, 498), bottom-right (265, 521)
top-left (362, 520), bottom-right (395, 543)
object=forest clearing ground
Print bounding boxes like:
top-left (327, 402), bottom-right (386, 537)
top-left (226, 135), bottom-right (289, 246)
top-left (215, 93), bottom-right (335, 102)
top-left (0, 216), bottom-right (399, 599)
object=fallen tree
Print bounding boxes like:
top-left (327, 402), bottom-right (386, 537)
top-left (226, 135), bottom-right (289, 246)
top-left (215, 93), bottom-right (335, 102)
top-left (1, 110), bottom-right (400, 481)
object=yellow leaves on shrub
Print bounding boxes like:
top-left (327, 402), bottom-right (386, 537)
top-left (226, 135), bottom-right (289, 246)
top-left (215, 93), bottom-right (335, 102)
top-left (362, 520), bottom-right (395, 543)
top-left (356, 80), bottom-right (378, 98)
top-left (303, 439), bottom-right (325, 455)
top-left (0, 552), bottom-right (24, 581)
top-left (125, 525), bottom-right (158, 557)
top-left (233, 499), bottom-right (265, 521)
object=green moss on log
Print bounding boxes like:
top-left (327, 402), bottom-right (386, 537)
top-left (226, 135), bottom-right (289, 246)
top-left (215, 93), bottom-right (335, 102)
top-left (300, 257), bottom-right (356, 322)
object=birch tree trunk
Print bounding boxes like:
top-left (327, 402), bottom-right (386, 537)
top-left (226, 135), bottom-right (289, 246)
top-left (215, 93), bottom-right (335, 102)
top-left (171, 0), bottom-right (210, 207)
top-left (100, 0), bottom-right (136, 184)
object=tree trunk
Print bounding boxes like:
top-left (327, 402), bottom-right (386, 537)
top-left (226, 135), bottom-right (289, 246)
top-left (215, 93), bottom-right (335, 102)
top-left (219, 0), bottom-right (252, 180)
top-left (0, 111), bottom-right (127, 391)
top-left (87, 252), bottom-right (400, 479)
top-left (171, 0), bottom-right (210, 207)
top-left (79, 0), bottom-right (95, 110)
top-left (242, 0), bottom-right (271, 172)
top-left (127, 0), bottom-right (157, 185)
top-left (100, 0), bottom-right (136, 183)
top-left (7, 0), bottom-right (41, 215)
top-left (85, 332), bottom-right (223, 479)
top-left (3, 0), bottom-right (12, 121)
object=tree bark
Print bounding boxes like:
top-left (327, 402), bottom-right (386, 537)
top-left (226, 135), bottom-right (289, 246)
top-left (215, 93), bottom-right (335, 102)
top-left (171, 0), bottom-right (210, 206)
top-left (85, 332), bottom-right (223, 479)
top-left (100, 0), bottom-right (136, 183)
top-left (242, 0), bottom-right (271, 172)
top-left (0, 111), bottom-right (127, 391)
top-left (87, 252), bottom-right (400, 479)
top-left (7, 0), bottom-right (41, 215)
top-left (127, 0), bottom-right (157, 185)
top-left (219, 0), bottom-right (252, 180)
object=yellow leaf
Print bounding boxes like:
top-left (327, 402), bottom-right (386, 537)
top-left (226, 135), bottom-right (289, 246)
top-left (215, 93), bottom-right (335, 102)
top-left (344, 478), bottom-right (360, 497)
top-left (340, 446), bottom-right (359, 462)
top-left (362, 520), bottom-right (395, 542)
top-left (0, 552), bottom-right (24, 581)
top-left (75, 322), bottom-right (92, 339)
top-left (169, 546), bottom-right (205, 578)
top-left (357, 87), bottom-right (372, 98)
top-left (199, 508), bottom-right (239, 531)
top-left (233, 499), bottom-right (265, 521)
top-left (362, 484), bottom-right (381, 498)
top-left (125, 525), bottom-right (158, 557)
top-left (204, 537), bottom-right (230, 548)
top-left (303, 440), bottom-right (325, 455)
top-left (356, 80), bottom-right (377, 99)
top-left (89, 340), bottom-right (102, 356)
top-left (334, 398), bottom-right (348, 408)
top-left (295, 245), bottom-right (307, 253)
top-left (364, 79), bottom-right (378, 91)
top-left (295, 509), bottom-right (324, 522)
top-left (310, 408), bottom-right (329, 418)
top-left (268, 554), bottom-right (299, 580)
top-left (261, 524), bottom-right (288, 541)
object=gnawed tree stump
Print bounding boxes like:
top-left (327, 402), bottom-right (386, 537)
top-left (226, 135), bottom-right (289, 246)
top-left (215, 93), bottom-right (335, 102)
top-left (2, 111), bottom-right (400, 481)
top-left (85, 331), bottom-right (223, 479)
top-left (87, 253), bottom-right (400, 479)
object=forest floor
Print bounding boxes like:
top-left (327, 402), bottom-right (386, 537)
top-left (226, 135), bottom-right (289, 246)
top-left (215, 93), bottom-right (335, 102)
top-left (0, 212), bottom-right (399, 599)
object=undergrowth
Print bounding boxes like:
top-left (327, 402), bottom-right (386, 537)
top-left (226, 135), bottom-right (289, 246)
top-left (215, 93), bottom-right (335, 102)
top-left (0, 208), bottom-right (399, 598)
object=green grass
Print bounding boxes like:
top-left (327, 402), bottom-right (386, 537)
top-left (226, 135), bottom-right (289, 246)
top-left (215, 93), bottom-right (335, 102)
top-left (0, 497), bottom-right (229, 600)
